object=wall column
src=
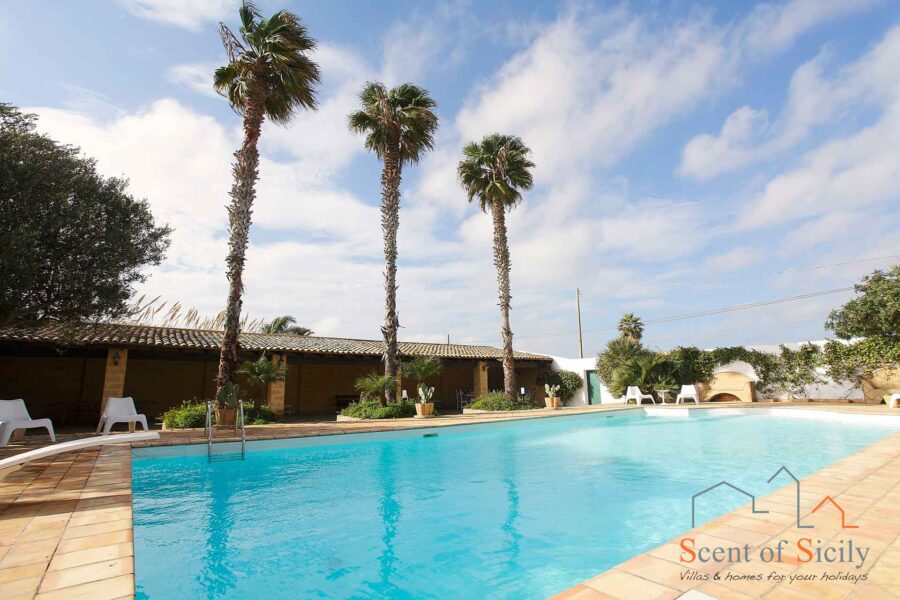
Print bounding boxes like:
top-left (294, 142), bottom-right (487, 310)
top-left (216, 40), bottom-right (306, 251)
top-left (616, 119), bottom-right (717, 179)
top-left (266, 353), bottom-right (286, 416)
top-left (473, 361), bottom-right (489, 398)
top-left (100, 348), bottom-right (128, 415)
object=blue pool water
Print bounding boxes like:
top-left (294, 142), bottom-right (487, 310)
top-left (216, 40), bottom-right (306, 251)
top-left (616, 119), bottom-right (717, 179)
top-left (132, 410), bottom-right (898, 598)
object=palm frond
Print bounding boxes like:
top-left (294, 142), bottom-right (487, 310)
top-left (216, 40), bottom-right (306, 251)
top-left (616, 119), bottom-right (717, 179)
top-left (457, 133), bottom-right (535, 213)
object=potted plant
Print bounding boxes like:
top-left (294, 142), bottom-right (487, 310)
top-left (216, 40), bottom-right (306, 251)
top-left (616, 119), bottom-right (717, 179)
top-left (400, 356), bottom-right (442, 405)
top-left (544, 383), bottom-right (561, 409)
top-left (415, 384), bottom-right (435, 418)
top-left (215, 382), bottom-right (244, 429)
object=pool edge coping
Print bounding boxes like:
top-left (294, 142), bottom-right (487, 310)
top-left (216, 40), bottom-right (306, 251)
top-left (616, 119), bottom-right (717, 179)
top-left (2, 404), bottom-right (898, 599)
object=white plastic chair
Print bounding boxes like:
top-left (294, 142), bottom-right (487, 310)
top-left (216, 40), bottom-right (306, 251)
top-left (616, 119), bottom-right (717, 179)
top-left (676, 384), bottom-right (700, 405)
top-left (0, 399), bottom-right (55, 447)
top-left (96, 397), bottom-right (148, 435)
top-left (624, 386), bottom-right (656, 405)
top-left (890, 393), bottom-right (900, 409)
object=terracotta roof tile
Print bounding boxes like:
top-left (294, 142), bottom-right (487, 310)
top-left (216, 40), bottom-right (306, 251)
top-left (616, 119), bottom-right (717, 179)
top-left (0, 323), bottom-right (551, 361)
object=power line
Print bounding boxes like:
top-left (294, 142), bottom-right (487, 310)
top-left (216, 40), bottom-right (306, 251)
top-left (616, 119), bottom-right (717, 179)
top-left (518, 286), bottom-right (855, 341)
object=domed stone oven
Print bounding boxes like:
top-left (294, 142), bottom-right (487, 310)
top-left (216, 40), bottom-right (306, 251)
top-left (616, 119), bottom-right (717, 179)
top-left (698, 362), bottom-right (758, 403)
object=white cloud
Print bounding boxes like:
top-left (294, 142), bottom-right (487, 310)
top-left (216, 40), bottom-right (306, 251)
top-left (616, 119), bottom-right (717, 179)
top-left (740, 99), bottom-right (900, 229)
top-left (681, 23), bottom-right (900, 179)
top-left (733, 0), bottom-right (880, 58)
top-left (166, 62), bottom-right (219, 97)
top-left (702, 246), bottom-right (764, 271)
top-left (117, 0), bottom-right (237, 30)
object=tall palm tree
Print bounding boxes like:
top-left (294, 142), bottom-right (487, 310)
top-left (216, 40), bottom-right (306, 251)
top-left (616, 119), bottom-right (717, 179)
top-left (212, 1), bottom-right (319, 394)
top-left (262, 315), bottom-right (313, 336)
top-left (618, 313), bottom-right (644, 342)
top-left (348, 83), bottom-right (438, 402)
top-left (457, 134), bottom-right (534, 400)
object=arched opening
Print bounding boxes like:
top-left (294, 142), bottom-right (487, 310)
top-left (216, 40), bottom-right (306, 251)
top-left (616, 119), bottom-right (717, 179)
top-left (707, 392), bottom-right (741, 403)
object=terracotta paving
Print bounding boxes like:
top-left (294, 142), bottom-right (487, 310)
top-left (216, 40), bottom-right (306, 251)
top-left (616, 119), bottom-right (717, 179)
top-left (1, 403), bottom-right (897, 599)
top-left (553, 430), bottom-right (900, 600)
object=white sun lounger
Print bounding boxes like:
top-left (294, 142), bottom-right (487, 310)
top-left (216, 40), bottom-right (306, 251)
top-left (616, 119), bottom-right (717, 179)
top-left (624, 386), bottom-right (656, 405)
top-left (0, 399), bottom-right (55, 447)
top-left (97, 397), bottom-right (148, 435)
top-left (0, 431), bottom-right (159, 471)
top-left (676, 385), bottom-right (700, 405)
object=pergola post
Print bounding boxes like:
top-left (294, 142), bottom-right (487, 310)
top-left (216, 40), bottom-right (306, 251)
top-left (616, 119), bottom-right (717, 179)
top-left (473, 361), bottom-right (489, 398)
top-left (101, 347), bottom-right (128, 417)
top-left (266, 353), bottom-right (286, 416)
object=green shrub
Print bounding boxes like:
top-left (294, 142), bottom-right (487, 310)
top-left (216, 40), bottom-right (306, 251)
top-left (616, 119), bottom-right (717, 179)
top-left (244, 404), bottom-right (278, 425)
top-left (340, 399), bottom-right (416, 419)
top-left (545, 370), bottom-right (583, 402)
top-left (161, 401), bottom-right (206, 429)
top-left (468, 392), bottom-right (535, 411)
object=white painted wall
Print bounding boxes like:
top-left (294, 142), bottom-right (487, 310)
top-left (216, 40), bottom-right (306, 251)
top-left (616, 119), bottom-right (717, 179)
top-left (549, 356), bottom-right (623, 405)
top-left (549, 339), bottom-right (864, 404)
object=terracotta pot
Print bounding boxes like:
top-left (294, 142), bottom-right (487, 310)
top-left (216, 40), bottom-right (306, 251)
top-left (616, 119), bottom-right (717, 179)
top-left (544, 397), bottom-right (561, 410)
top-left (215, 407), bottom-right (236, 428)
top-left (415, 402), bottom-right (435, 418)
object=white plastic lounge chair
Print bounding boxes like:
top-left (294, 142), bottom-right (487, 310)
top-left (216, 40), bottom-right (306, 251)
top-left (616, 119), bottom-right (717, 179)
top-left (0, 431), bottom-right (159, 470)
top-left (96, 397), bottom-right (148, 435)
top-left (890, 393), bottom-right (900, 409)
top-left (0, 399), bottom-right (55, 447)
top-left (624, 386), bottom-right (656, 405)
top-left (676, 385), bottom-right (700, 405)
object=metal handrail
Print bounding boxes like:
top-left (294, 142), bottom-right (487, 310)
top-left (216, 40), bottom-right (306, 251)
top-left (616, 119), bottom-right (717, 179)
top-left (206, 399), bottom-right (245, 462)
top-left (205, 400), bottom-right (212, 461)
top-left (238, 399), bottom-right (246, 459)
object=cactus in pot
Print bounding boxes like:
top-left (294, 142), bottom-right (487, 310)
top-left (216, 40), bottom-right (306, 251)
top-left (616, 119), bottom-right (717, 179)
top-left (544, 383), bottom-right (561, 409)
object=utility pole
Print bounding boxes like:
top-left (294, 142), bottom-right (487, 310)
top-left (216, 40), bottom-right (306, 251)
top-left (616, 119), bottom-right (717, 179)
top-left (576, 288), bottom-right (584, 358)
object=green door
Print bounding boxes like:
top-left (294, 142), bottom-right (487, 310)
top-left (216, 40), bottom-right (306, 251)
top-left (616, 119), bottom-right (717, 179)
top-left (587, 371), bottom-right (602, 405)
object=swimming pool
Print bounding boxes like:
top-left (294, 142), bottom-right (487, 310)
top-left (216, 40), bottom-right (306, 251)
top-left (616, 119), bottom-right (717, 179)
top-left (132, 409), bottom-right (898, 598)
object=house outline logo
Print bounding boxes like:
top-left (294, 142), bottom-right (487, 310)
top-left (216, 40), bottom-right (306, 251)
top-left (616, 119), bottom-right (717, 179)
top-left (691, 481), bottom-right (768, 528)
top-left (812, 496), bottom-right (859, 529)
top-left (691, 466), bottom-right (861, 530)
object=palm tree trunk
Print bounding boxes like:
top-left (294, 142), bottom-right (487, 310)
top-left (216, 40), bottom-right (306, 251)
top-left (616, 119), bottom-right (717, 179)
top-left (215, 95), bottom-right (265, 396)
top-left (490, 198), bottom-right (517, 400)
top-left (380, 147), bottom-right (402, 402)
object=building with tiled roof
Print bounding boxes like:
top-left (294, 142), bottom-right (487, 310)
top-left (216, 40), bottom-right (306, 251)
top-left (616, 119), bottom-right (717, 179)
top-left (0, 322), bottom-right (550, 361)
top-left (0, 323), bottom-right (551, 425)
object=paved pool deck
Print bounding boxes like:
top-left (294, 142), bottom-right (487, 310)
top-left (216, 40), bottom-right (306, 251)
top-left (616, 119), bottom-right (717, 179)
top-left (0, 403), bottom-right (897, 599)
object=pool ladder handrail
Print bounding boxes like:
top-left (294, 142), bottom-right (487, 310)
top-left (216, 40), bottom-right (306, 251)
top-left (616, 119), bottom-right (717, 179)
top-left (205, 399), bottom-right (246, 461)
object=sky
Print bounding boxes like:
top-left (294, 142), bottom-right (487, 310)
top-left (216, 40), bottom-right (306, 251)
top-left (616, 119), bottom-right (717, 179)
top-left (2, 0), bottom-right (899, 357)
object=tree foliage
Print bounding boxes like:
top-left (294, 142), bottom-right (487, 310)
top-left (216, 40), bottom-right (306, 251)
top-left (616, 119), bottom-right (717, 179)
top-left (400, 356), bottom-right (442, 387)
top-left (237, 353), bottom-right (285, 396)
top-left (261, 315), bottom-right (313, 335)
top-left (617, 313), bottom-right (644, 342)
top-left (826, 265), bottom-right (899, 339)
top-left (354, 372), bottom-right (397, 406)
top-left (545, 370), bottom-right (583, 402)
top-left (0, 104), bottom-right (170, 326)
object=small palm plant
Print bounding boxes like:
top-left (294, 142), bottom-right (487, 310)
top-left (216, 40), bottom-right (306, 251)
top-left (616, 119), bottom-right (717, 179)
top-left (348, 83), bottom-right (438, 402)
top-left (544, 383), bottom-right (560, 398)
top-left (355, 372), bottom-right (397, 407)
top-left (458, 134), bottom-right (535, 401)
top-left (237, 353), bottom-right (285, 407)
top-left (212, 1), bottom-right (320, 396)
top-left (401, 356), bottom-right (442, 400)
